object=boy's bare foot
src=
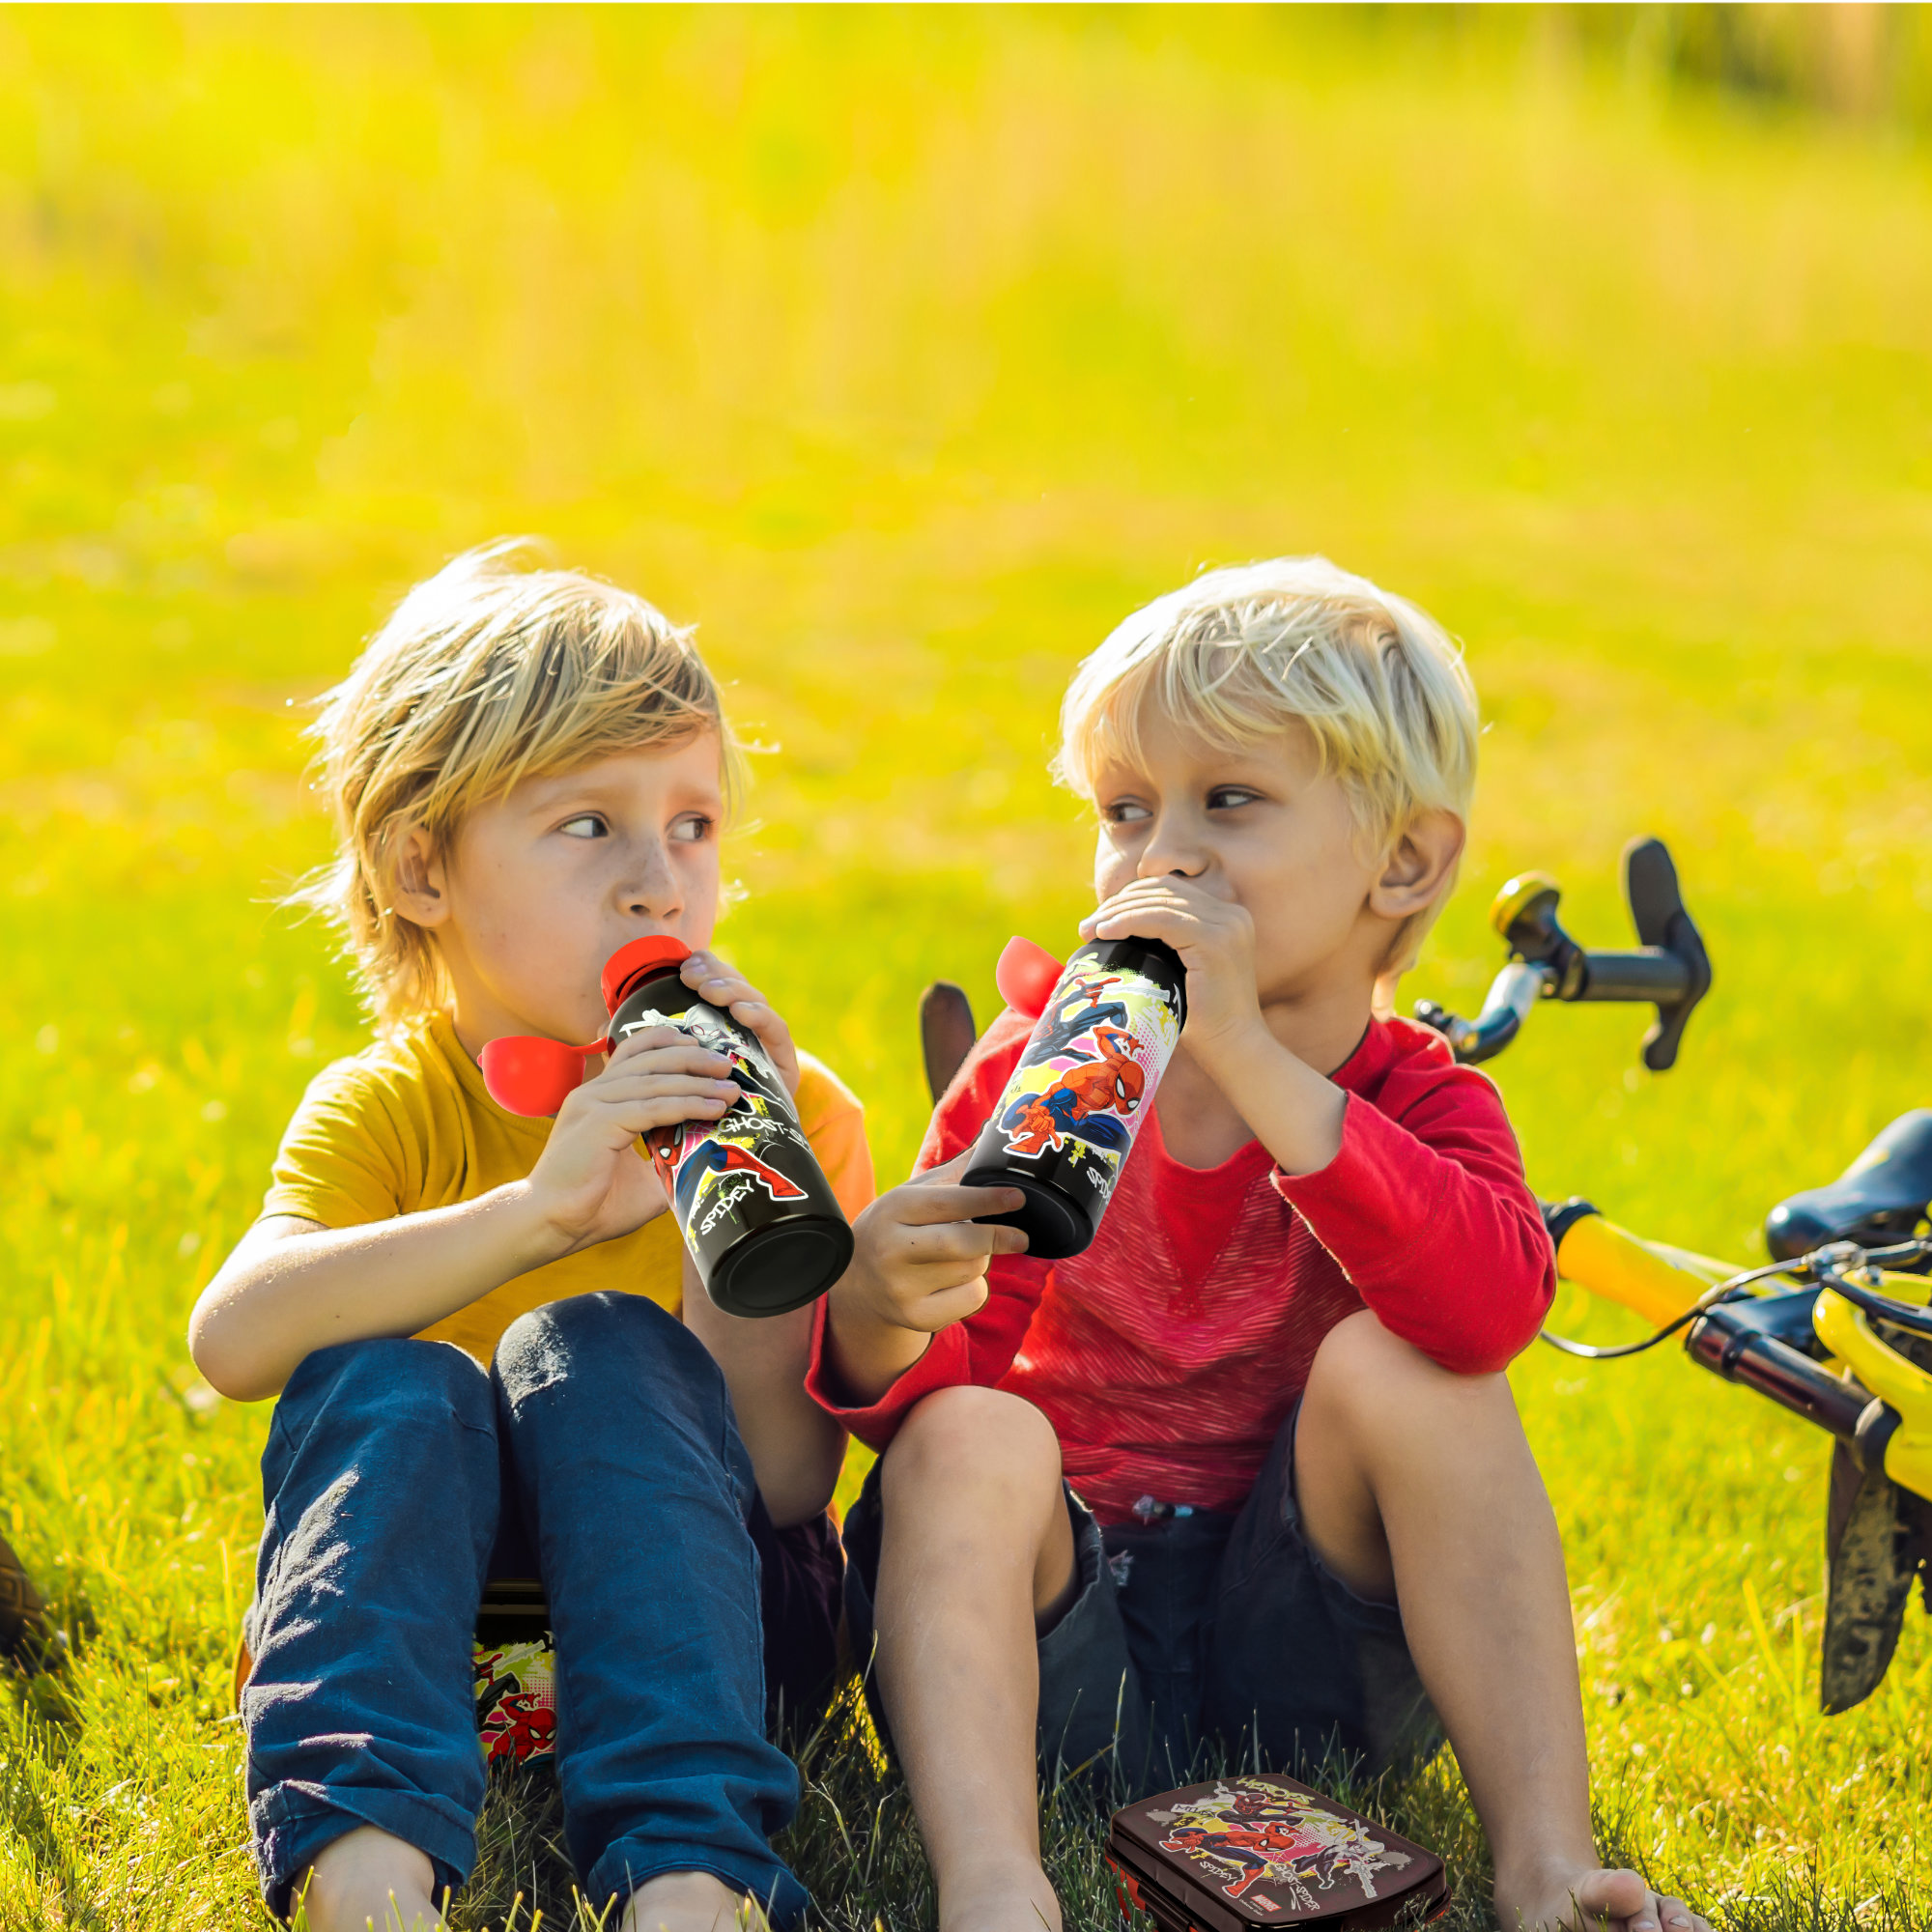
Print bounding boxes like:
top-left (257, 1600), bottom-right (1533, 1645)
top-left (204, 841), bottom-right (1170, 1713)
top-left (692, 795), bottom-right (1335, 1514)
top-left (296, 1825), bottom-right (445, 1932)
top-left (939, 1863), bottom-right (1064, 1932)
top-left (621, 1870), bottom-right (768, 1932)
top-left (1495, 1861), bottom-right (1709, 1932)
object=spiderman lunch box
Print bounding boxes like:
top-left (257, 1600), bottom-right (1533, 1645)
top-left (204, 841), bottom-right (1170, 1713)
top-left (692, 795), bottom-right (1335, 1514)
top-left (1107, 1774), bottom-right (1450, 1932)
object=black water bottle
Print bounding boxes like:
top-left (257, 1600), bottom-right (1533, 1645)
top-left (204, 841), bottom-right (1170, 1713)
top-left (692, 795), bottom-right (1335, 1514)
top-left (962, 935), bottom-right (1187, 1259)
top-left (602, 936), bottom-right (854, 1318)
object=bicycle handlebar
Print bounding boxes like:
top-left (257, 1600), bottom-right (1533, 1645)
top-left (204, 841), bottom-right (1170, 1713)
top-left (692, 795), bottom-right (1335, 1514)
top-left (1415, 836), bottom-right (1712, 1071)
top-left (1412, 960), bottom-right (1545, 1065)
top-left (1685, 1301), bottom-right (1878, 1441)
top-left (1547, 1208), bottom-right (1923, 1464)
top-left (1572, 949), bottom-right (1695, 1002)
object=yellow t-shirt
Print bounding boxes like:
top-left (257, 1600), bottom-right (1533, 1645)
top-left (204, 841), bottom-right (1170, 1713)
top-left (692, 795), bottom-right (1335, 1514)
top-left (260, 1009), bottom-right (876, 1364)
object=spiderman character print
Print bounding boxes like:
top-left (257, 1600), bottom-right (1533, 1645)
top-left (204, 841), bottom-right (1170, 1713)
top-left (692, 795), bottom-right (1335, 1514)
top-left (964, 934), bottom-right (1187, 1261)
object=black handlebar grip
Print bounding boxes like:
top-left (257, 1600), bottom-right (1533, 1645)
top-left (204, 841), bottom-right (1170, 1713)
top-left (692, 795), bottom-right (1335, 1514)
top-left (1577, 950), bottom-right (1691, 1003)
top-left (1687, 1305), bottom-right (1873, 1440)
top-left (919, 981), bottom-right (979, 1103)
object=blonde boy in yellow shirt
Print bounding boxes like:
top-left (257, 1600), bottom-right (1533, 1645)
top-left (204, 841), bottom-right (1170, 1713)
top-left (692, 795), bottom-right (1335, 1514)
top-left (189, 547), bottom-right (882, 1932)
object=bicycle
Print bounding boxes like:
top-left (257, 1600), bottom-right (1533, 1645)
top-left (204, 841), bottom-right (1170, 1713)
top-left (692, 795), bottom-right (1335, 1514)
top-left (1414, 838), bottom-right (1932, 1715)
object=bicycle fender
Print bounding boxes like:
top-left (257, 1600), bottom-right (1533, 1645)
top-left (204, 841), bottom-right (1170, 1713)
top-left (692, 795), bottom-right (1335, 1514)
top-left (1821, 1441), bottom-right (1928, 1714)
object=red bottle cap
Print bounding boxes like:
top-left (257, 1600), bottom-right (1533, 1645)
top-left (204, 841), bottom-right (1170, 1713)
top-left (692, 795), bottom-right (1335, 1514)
top-left (600, 935), bottom-right (693, 1014)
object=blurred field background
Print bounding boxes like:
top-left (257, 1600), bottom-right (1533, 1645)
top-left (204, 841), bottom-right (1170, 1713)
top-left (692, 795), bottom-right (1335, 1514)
top-left (4, 6), bottom-right (1932, 1928)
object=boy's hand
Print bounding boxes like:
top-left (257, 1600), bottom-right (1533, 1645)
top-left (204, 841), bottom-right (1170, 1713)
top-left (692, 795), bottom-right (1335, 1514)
top-left (524, 1026), bottom-right (742, 1255)
top-left (1081, 875), bottom-right (1265, 1069)
top-left (840, 1152), bottom-right (1031, 1333)
top-left (825, 1153), bottom-right (1029, 1405)
top-left (681, 951), bottom-right (802, 1095)
top-left (1085, 874), bottom-right (1349, 1176)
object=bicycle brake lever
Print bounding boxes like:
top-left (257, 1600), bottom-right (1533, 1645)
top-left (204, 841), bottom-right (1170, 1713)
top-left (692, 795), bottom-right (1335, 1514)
top-left (1619, 838), bottom-right (1713, 1071)
top-left (1415, 838), bottom-right (1711, 1070)
top-left (1492, 838), bottom-right (1710, 1071)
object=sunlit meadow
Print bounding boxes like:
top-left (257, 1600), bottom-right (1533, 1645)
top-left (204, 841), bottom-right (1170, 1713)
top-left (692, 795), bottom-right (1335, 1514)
top-left (3, 9), bottom-right (1932, 1928)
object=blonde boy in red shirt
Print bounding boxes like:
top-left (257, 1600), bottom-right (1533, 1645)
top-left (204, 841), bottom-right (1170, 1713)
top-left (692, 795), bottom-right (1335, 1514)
top-left (812, 560), bottom-right (1708, 1932)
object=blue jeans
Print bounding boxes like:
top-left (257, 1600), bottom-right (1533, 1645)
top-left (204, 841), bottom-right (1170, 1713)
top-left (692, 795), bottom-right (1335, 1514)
top-left (242, 1292), bottom-right (810, 1924)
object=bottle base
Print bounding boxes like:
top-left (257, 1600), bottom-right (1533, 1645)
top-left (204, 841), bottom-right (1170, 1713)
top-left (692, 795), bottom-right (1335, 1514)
top-left (962, 1170), bottom-right (1094, 1261)
top-left (703, 1217), bottom-right (855, 1319)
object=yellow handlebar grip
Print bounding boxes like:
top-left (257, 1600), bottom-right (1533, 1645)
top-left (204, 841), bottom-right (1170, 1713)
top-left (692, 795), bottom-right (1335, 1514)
top-left (1553, 1212), bottom-right (1726, 1328)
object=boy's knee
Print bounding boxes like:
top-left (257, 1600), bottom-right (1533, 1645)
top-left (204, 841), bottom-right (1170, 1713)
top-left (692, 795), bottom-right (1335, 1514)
top-left (496, 1291), bottom-right (718, 1404)
top-left (266, 1339), bottom-right (497, 1514)
top-left (882, 1386), bottom-right (1063, 1511)
top-left (282, 1336), bottom-right (493, 1439)
top-left (1303, 1310), bottom-right (1507, 1442)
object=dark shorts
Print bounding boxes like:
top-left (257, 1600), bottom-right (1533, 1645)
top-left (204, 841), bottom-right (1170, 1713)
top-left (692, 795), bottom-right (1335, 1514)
top-left (843, 1404), bottom-right (1441, 1797)
top-left (747, 1500), bottom-right (845, 1740)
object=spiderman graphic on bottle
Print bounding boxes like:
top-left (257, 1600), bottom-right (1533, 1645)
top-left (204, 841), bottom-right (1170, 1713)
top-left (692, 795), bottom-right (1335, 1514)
top-left (478, 934), bottom-right (853, 1319)
top-left (999, 985), bottom-right (1143, 1157)
top-left (606, 950), bottom-right (853, 1318)
top-left (638, 1016), bottom-right (809, 1230)
top-left (965, 933), bottom-right (1187, 1261)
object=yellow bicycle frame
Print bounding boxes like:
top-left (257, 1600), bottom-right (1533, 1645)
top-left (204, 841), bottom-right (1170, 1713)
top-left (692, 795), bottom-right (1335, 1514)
top-left (1813, 1278), bottom-right (1932, 1498)
top-left (1553, 1212), bottom-right (1932, 1503)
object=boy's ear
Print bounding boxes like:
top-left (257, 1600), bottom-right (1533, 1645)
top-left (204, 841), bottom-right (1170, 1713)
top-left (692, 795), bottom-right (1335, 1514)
top-left (387, 825), bottom-right (450, 930)
top-left (1369, 810), bottom-right (1464, 921)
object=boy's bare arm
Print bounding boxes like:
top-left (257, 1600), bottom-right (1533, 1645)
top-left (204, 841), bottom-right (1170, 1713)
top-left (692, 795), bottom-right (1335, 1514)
top-left (1195, 1029), bottom-right (1348, 1178)
top-left (681, 1257), bottom-right (848, 1526)
top-left (189, 1194), bottom-right (576, 1402)
top-left (663, 950), bottom-right (857, 1520)
top-left (821, 1153), bottom-right (1029, 1406)
top-left (189, 1027), bottom-right (742, 1402)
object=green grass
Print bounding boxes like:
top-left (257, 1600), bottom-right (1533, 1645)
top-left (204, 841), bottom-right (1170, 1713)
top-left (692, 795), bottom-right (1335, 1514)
top-left (4, 8), bottom-right (1932, 1927)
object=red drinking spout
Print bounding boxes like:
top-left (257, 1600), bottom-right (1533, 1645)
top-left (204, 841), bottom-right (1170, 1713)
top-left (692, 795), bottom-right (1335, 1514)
top-left (478, 935), bottom-right (696, 1118)
top-left (479, 1033), bottom-right (610, 1118)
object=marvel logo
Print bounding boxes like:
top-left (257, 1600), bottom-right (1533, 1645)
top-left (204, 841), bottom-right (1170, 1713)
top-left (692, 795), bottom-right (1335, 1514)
top-left (1248, 1897), bottom-right (1280, 1914)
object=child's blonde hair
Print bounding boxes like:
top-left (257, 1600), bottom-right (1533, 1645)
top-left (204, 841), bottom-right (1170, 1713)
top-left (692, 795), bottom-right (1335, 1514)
top-left (295, 540), bottom-right (739, 1030)
top-left (1054, 556), bottom-right (1479, 976)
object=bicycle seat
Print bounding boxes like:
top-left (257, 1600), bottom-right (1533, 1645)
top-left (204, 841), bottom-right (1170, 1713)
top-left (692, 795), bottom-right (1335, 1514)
top-left (1765, 1110), bottom-right (1932, 1261)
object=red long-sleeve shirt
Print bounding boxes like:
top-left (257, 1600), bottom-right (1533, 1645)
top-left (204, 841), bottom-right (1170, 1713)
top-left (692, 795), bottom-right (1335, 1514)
top-left (810, 991), bottom-right (1554, 1524)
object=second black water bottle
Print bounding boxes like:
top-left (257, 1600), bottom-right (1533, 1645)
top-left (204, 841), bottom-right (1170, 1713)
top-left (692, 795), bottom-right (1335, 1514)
top-left (962, 934), bottom-right (1187, 1259)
